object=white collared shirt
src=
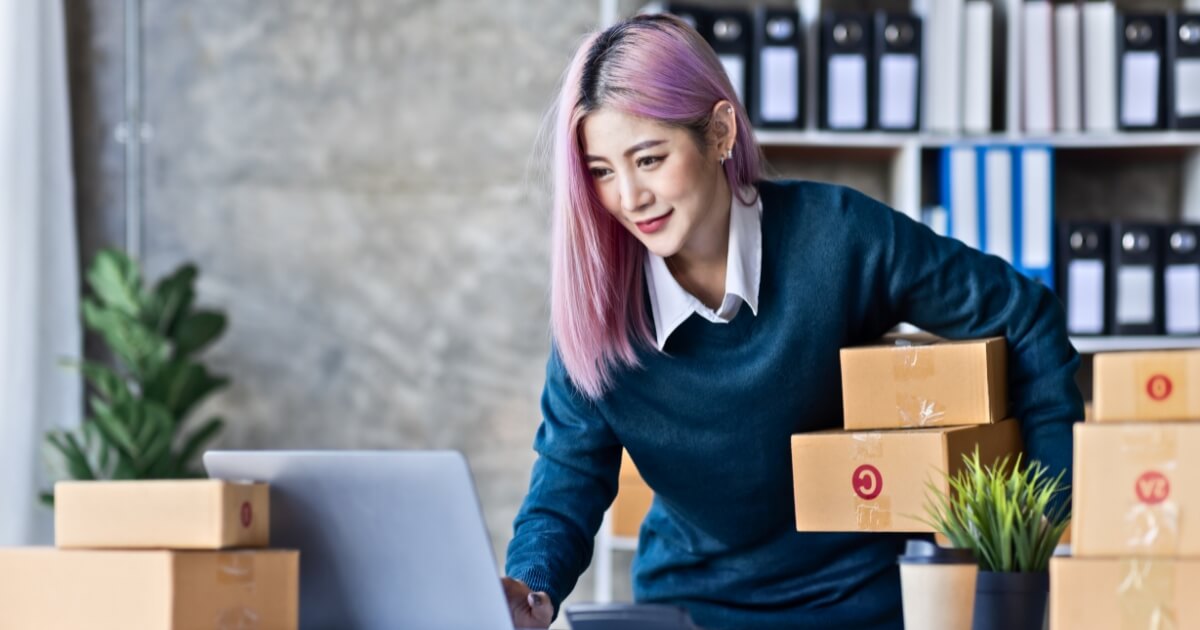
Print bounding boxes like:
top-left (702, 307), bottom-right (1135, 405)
top-left (644, 189), bottom-right (763, 350)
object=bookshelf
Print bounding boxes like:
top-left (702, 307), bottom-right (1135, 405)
top-left (589, 0), bottom-right (1200, 604)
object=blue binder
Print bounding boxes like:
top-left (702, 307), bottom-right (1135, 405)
top-left (941, 145), bottom-right (982, 250)
top-left (1012, 145), bottom-right (1056, 289)
top-left (978, 145), bottom-right (1015, 265)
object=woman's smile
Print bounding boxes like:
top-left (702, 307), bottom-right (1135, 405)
top-left (635, 209), bottom-right (674, 234)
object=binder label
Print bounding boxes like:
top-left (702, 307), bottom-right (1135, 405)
top-left (1067, 260), bottom-right (1106, 334)
top-left (719, 55), bottom-right (746, 104)
top-left (1177, 60), bottom-right (1200, 117)
top-left (761, 47), bottom-right (800, 121)
top-left (1117, 265), bottom-right (1156, 324)
top-left (879, 54), bottom-right (918, 129)
top-left (1121, 51), bottom-right (1161, 126)
top-left (828, 54), bottom-right (867, 129)
top-left (1165, 264), bottom-right (1200, 334)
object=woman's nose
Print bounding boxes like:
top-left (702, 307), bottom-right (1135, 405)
top-left (619, 178), bottom-right (650, 214)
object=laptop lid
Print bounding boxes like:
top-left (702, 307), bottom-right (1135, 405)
top-left (203, 450), bottom-right (513, 630)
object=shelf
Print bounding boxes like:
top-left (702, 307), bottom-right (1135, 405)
top-left (755, 130), bottom-right (916, 149)
top-left (1070, 336), bottom-right (1200, 353)
top-left (754, 130), bottom-right (1200, 151)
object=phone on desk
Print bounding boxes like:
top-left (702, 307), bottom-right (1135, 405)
top-left (564, 603), bottom-right (703, 630)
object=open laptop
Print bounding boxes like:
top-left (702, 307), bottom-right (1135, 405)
top-left (203, 450), bottom-right (525, 630)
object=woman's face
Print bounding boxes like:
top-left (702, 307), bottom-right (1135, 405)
top-left (581, 107), bottom-right (732, 260)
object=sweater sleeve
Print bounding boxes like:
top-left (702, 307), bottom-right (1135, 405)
top-left (844, 187), bottom-right (1084, 488)
top-left (504, 347), bottom-right (622, 613)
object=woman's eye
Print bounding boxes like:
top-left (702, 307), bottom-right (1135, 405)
top-left (590, 167), bottom-right (612, 179)
top-left (637, 155), bottom-right (663, 168)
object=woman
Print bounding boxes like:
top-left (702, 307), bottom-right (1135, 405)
top-left (502, 14), bottom-right (1081, 630)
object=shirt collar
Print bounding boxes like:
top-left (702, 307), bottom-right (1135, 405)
top-left (644, 188), bottom-right (762, 350)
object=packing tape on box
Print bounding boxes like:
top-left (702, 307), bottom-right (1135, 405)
top-left (1121, 428), bottom-right (1182, 554)
top-left (216, 606), bottom-right (261, 628)
top-left (852, 433), bottom-right (884, 459)
top-left (855, 497), bottom-right (891, 529)
top-left (896, 394), bottom-right (947, 427)
top-left (891, 342), bottom-right (936, 381)
top-left (1117, 559), bottom-right (1178, 630)
top-left (217, 553), bottom-right (256, 586)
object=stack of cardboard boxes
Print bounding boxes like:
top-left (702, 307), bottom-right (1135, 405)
top-left (1051, 350), bottom-right (1200, 628)
top-left (0, 480), bottom-right (298, 629)
top-left (791, 334), bottom-right (1023, 533)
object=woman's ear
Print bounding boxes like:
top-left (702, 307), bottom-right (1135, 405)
top-left (708, 100), bottom-right (738, 158)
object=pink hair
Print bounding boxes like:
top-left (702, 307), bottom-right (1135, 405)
top-left (548, 14), bottom-right (764, 399)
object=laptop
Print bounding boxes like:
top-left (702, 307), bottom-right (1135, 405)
top-left (203, 450), bottom-right (525, 630)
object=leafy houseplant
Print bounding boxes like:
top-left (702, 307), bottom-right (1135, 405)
top-left (41, 249), bottom-right (229, 503)
top-left (922, 448), bottom-right (1071, 630)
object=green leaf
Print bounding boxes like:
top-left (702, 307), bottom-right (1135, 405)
top-left (173, 311), bottom-right (226, 357)
top-left (176, 416), bottom-right (225, 474)
top-left (92, 406), bottom-right (141, 460)
top-left (920, 447), bottom-right (1069, 573)
top-left (86, 249), bottom-right (142, 317)
top-left (142, 359), bottom-right (228, 420)
top-left (146, 264), bottom-right (197, 336)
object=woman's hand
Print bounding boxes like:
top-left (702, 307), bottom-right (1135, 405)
top-left (501, 576), bottom-right (554, 628)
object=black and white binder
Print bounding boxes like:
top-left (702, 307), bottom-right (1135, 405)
top-left (750, 7), bottom-right (804, 129)
top-left (1110, 222), bottom-right (1164, 335)
top-left (1167, 12), bottom-right (1200, 129)
top-left (820, 13), bottom-right (872, 131)
top-left (1118, 13), bottom-right (1167, 130)
top-left (872, 12), bottom-right (921, 131)
top-left (1164, 224), bottom-right (1200, 335)
top-left (705, 9), bottom-right (753, 113)
top-left (1057, 222), bottom-right (1110, 336)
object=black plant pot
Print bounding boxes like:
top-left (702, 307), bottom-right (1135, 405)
top-left (972, 570), bottom-right (1049, 630)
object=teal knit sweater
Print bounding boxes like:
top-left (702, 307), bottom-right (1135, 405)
top-left (506, 179), bottom-right (1082, 630)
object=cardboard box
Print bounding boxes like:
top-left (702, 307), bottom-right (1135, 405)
top-left (840, 334), bottom-right (1008, 430)
top-left (55, 480), bottom-right (269, 549)
top-left (611, 450), bottom-right (652, 538)
top-left (1072, 422), bottom-right (1200, 557)
top-left (1093, 350), bottom-right (1200, 422)
top-left (1050, 557), bottom-right (1200, 629)
top-left (0, 548), bottom-right (298, 630)
top-left (791, 419), bottom-right (1023, 532)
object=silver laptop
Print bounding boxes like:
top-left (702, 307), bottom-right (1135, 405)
top-left (204, 450), bottom-right (521, 630)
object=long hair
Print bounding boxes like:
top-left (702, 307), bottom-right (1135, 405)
top-left (548, 14), bottom-right (764, 399)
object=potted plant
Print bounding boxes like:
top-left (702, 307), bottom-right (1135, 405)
top-left (923, 448), bottom-right (1071, 630)
top-left (40, 249), bottom-right (229, 502)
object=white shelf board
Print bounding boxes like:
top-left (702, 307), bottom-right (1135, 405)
top-left (1071, 336), bottom-right (1200, 353)
top-left (755, 130), bottom-right (915, 149)
top-left (754, 130), bottom-right (1200, 150)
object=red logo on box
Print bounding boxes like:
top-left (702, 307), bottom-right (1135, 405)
top-left (853, 464), bottom-right (883, 500)
top-left (1135, 471), bottom-right (1170, 505)
top-left (240, 501), bottom-right (253, 528)
top-left (1146, 375), bottom-right (1173, 401)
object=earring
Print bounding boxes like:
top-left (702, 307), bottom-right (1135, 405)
top-left (720, 148), bottom-right (733, 165)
